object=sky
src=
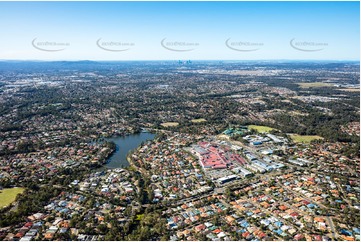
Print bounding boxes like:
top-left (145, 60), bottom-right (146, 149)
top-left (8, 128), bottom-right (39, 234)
top-left (0, 1), bottom-right (359, 61)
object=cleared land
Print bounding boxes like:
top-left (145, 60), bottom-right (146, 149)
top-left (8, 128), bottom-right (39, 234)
top-left (248, 125), bottom-right (274, 133)
top-left (217, 134), bottom-right (230, 141)
top-left (0, 187), bottom-right (25, 208)
top-left (161, 122), bottom-right (179, 127)
top-left (191, 118), bottom-right (207, 123)
top-left (289, 134), bottom-right (323, 143)
top-left (297, 82), bottom-right (333, 88)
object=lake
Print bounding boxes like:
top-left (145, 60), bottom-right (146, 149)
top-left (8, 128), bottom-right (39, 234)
top-left (104, 132), bottom-right (156, 168)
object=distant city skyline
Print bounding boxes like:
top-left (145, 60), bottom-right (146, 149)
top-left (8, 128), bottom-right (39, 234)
top-left (0, 1), bottom-right (359, 61)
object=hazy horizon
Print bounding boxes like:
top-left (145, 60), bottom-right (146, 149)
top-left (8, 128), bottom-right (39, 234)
top-left (0, 59), bottom-right (359, 62)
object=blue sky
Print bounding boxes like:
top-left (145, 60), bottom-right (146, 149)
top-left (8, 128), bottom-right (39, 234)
top-left (0, 1), bottom-right (359, 60)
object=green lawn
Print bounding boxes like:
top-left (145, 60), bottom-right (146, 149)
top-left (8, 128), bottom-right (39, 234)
top-left (0, 187), bottom-right (25, 208)
top-left (289, 134), bottom-right (323, 143)
top-left (248, 125), bottom-right (274, 133)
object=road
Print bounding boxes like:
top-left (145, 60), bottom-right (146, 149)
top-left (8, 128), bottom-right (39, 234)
top-left (326, 215), bottom-right (337, 240)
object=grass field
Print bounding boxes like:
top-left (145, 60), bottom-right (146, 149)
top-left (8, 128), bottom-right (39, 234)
top-left (161, 122), bottom-right (179, 127)
top-left (191, 118), bottom-right (207, 123)
top-left (248, 125), bottom-right (274, 133)
top-left (297, 82), bottom-right (333, 88)
top-left (0, 187), bottom-right (25, 208)
top-left (289, 134), bottom-right (323, 143)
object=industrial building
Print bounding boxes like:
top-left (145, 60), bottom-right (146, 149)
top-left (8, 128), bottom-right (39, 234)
top-left (232, 167), bottom-right (253, 178)
top-left (217, 175), bottom-right (239, 185)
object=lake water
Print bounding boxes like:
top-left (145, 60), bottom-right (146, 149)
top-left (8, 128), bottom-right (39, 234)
top-left (104, 132), bottom-right (156, 168)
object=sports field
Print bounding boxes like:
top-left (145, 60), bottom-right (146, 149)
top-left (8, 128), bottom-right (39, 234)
top-left (161, 122), bottom-right (179, 127)
top-left (191, 118), bottom-right (207, 123)
top-left (0, 187), bottom-right (25, 208)
top-left (248, 125), bottom-right (274, 133)
top-left (289, 134), bottom-right (323, 143)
